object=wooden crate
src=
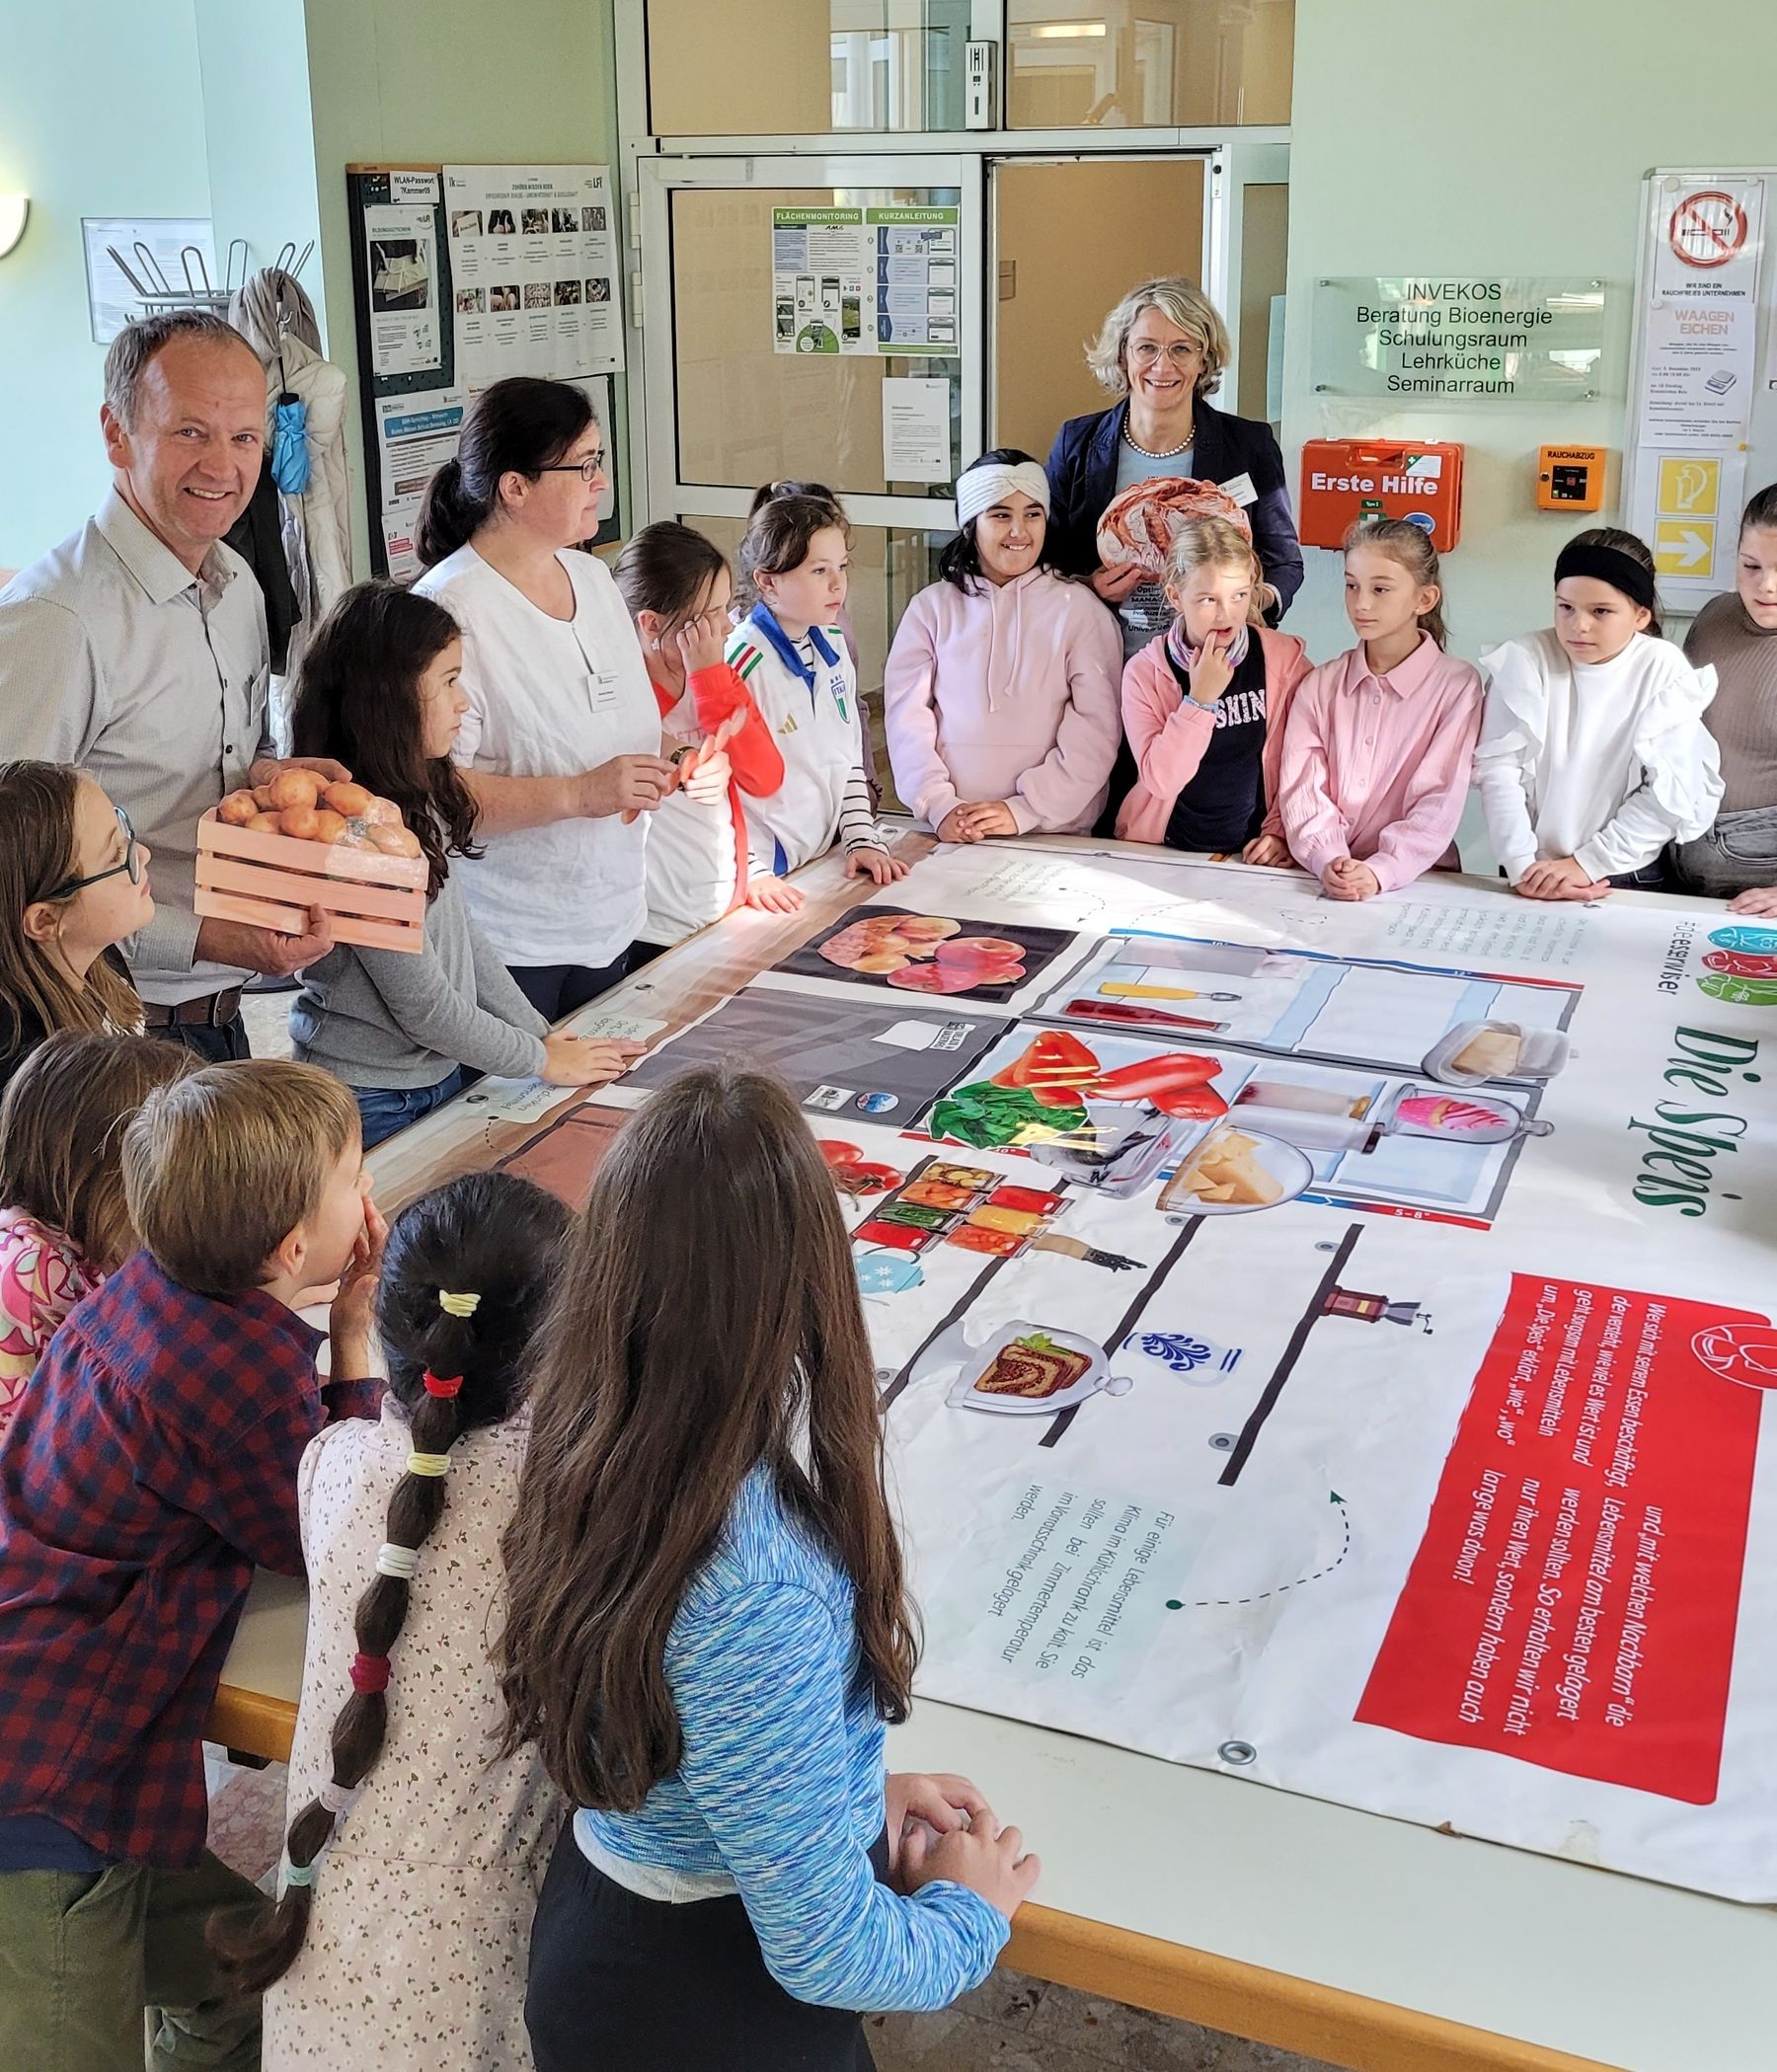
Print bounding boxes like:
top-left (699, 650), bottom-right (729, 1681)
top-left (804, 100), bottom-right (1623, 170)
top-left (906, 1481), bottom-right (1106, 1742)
top-left (194, 809), bottom-right (427, 954)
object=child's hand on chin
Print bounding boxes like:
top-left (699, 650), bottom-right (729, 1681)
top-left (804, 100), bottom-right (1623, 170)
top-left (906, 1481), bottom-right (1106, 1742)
top-left (847, 846), bottom-right (909, 885)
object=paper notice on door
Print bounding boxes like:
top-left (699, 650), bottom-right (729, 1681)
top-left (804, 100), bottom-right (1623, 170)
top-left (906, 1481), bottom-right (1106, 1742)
top-left (883, 377), bottom-right (951, 484)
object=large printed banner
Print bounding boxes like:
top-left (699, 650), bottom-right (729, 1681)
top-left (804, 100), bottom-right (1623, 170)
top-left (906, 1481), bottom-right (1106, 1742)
top-left (586, 844), bottom-right (1777, 1901)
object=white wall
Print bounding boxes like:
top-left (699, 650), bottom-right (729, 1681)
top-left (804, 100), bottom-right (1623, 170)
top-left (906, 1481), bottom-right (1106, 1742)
top-left (0, 1), bottom-right (211, 569)
top-left (1281, 0), bottom-right (1777, 670)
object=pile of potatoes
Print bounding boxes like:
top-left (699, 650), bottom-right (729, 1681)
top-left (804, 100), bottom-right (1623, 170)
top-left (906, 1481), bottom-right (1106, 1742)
top-left (216, 770), bottom-right (423, 858)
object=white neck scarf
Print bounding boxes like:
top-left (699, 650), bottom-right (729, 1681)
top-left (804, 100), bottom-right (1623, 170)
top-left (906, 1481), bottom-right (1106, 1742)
top-left (956, 460), bottom-right (1051, 529)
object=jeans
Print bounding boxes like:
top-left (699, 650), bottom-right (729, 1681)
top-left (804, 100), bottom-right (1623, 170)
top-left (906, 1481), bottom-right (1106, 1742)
top-left (1671, 808), bottom-right (1777, 897)
top-left (145, 1013), bottom-right (251, 1065)
top-left (507, 952), bottom-right (632, 1023)
top-left (0, 1849), bottom-right (266, 2072)
top-left (353, 1066), bottom-right (468, 1150)
top-left (1606, 855), bottom-right (1677, 892)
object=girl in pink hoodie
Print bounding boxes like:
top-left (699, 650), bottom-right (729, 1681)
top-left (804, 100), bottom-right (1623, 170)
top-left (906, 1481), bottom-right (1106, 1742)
top-left (885, 450), bottom-right (1122, 841)
top-left (1115, 514), bottom-right (1310, 856)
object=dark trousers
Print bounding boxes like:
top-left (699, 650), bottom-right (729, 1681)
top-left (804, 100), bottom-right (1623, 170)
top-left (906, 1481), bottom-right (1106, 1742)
top-left (1607, 855), bottom-right (1677, 892)
top-left (0, 1849), bottom-right (266, 2071)
top-left (507, 952), bottom-right (632, 1024)
top-left (526, 1823), bottom-right (880, 2072)
top-left (145, 1013), bottom-right (251, 1065)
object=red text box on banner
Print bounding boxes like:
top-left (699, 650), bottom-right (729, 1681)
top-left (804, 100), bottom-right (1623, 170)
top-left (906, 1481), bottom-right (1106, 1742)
top-left (1357, 1276), bottom-right (1767, 1803)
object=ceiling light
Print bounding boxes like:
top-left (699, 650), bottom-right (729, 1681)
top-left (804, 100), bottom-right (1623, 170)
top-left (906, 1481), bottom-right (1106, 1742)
top-left (1031, 22), bottom-right (1109, 38)
top-left (0, 197), bottom-right (28, 260)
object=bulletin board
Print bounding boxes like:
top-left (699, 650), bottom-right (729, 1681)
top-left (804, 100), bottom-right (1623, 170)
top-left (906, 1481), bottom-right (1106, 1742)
top-left (345, 163), bottom-right (622, 579)
top-left (1624, 168), bottom-right (1777, 610)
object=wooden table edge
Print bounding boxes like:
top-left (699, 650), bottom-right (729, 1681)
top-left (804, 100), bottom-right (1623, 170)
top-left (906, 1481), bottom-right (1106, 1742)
top-left (206, 1685), bottom-right (1613, 2072)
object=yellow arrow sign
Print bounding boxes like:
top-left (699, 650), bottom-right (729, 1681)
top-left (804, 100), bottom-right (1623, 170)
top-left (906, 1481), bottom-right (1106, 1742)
top-left (1654, 517), bottom-right (1715, 575)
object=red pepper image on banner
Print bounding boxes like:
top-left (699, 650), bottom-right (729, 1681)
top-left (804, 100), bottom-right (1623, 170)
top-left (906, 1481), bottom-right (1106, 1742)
top-left (1357, 1275), bottom-right (1766, 1803)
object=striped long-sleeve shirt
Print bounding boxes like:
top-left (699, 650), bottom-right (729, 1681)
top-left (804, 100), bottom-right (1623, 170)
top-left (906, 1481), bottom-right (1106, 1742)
top-left (577, 1466), bottom-right (1006, 2012)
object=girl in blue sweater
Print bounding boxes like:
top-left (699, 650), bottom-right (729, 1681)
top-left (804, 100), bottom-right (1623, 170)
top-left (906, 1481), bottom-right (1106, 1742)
top-left (498, 1066), bottom-right (1039, 2071)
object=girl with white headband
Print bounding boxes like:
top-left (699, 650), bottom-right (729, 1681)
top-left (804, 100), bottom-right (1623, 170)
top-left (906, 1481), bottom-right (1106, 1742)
top-left (885, 449), bottom-right (1122, 841)
top-left (219, 1172), bottom-right (574, 2072)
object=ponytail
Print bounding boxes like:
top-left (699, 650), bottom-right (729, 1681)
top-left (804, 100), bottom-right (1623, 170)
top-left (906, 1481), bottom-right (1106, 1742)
top-left (415, 458), bottom-right (481, 569)
top-left (414, 377), bottom-right (595, 569)
top-left (208, 1172), bottom-right (571, 1989)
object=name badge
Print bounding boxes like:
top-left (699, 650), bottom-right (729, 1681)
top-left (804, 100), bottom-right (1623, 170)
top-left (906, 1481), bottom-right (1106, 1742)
top-left (587, 669), bottom-right (621, 713)
top-left (1221, 472), bottom-right (1259, 508)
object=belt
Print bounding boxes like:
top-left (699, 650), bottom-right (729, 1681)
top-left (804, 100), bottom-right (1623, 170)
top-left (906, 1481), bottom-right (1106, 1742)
top-left (141, 987), bottom-right (244, 1030)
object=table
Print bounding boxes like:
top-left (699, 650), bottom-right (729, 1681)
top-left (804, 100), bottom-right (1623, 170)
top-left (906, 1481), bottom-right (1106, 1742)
top-left (212, 833), bottom-right (1777, 2072)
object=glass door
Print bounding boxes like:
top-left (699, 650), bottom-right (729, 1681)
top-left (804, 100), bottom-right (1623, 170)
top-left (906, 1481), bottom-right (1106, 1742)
top-left (638, 152), bottom-right (983, 527)
top-left (637, 153), bottom-right (985, 809)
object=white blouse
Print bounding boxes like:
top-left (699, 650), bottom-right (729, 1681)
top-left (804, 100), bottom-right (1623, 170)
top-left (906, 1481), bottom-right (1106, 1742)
top-left (262, 1401), bottom-right (567, 2072)
top-left (1475, 629), bottom-right (1722, 883)
top-left (416, 544), bottom-right (658, 966)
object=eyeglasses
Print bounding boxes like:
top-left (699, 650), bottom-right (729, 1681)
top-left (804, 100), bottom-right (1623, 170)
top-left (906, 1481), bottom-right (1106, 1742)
top-left (1127, 341), bottom-right (1201, 369)
top-left (46, 806), bottom-right (140, 900)
top-left (537, 449), bottom-right (607, 485)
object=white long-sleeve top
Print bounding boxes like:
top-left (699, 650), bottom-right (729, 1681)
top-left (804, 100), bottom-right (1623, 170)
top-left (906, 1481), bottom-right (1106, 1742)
top-left (1475, 629), bottom-right (1722, 883)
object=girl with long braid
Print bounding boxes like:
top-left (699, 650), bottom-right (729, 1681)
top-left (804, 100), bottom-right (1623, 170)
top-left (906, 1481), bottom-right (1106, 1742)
top-left (211, 1171), bottom-right (573, 2071)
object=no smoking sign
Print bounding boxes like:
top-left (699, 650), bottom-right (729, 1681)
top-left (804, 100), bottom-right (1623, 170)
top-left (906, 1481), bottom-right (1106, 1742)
top-left (1667, 190), bottom-right (1749, 269)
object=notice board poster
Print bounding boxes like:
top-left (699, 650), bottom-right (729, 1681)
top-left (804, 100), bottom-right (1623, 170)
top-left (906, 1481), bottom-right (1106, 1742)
top-left (443, 164), bottom-right (624, 389)
top-left (772, 205), bottom-right (959, 356)
top-left (1627, 169), bottom-right (1776, 606)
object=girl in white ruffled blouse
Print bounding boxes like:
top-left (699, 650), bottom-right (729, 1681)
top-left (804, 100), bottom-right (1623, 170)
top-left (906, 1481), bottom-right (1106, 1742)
top-left (1475, 528), bottom-right (1723, 901)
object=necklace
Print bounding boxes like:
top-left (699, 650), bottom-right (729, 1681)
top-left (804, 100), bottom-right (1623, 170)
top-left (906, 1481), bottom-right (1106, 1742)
top-left (1122, 422), bottom-right (1194, 460)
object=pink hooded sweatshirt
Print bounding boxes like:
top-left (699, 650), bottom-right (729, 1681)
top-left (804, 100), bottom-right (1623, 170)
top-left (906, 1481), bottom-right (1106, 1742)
top-left (884, 569), bottom-right (1123, 834)
top-left (1115, 626), bottom-right (1311, 845)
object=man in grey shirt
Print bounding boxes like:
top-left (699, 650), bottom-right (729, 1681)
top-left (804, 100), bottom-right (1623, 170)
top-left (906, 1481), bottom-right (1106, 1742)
top-left (0, 310), bottom-right (339, 1061)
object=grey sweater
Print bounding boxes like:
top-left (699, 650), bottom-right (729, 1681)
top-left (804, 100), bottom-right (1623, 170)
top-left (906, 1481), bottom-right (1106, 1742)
top-left (290, 871), bottom-right (549, 1090)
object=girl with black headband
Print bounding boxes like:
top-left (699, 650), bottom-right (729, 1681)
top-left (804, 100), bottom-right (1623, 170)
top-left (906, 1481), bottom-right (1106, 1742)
top-left (1475, 527), bottom-right (1723, 899)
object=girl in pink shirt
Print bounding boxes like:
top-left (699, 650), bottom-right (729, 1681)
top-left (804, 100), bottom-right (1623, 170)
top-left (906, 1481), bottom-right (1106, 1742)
top-left (885, 450), bottom-right (1122, 840)
top-left (1279, 519), bottom-right (1482, 899)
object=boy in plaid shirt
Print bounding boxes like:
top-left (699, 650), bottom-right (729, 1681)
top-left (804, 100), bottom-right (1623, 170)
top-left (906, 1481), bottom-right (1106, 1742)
top-left (0, 1059), bottom-right (384, 2071)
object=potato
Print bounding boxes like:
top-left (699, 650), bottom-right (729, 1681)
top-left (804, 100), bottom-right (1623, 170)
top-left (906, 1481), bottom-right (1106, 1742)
top-left (360, 796), bottom-right (402, 827)
top-left (323, 781), bottom-right (375, 818)
top-left (269, 769), bottom-right (324, 812)
top-left (279, 806), bottom-right (324, 840)
top-left (852, 951), bottom-right (910, 973)
top-left (252, 784), bottom-right (277, 811)
top-left (307, 808), bottom-right (348, 844)
top-left (247, 810), bottom-right (283, 835)
top-left (366, 823), bottom-right (423, 857)
top-left (216, 790), bottom-right (259, 825)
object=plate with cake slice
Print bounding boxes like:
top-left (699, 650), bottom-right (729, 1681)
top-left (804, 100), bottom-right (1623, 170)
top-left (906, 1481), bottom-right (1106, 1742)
top-left (930, 1322), bottom-right (1124, 1417)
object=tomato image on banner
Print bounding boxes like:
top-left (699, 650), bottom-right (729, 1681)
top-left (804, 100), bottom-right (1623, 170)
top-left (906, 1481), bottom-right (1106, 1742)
top-left (1357, 1275), bottom-right (1766, 1803)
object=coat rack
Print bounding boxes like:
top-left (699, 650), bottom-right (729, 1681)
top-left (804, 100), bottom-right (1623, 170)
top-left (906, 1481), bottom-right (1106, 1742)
top-left (104, 237), bottom-right (314, 317)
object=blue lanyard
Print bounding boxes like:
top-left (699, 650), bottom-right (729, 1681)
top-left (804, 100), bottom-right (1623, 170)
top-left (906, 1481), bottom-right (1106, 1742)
top-left (747, 602), bottom-right (839, 707)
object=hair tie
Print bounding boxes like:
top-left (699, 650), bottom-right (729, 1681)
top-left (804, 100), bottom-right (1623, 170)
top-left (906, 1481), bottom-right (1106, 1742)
top-left (1553, 540), bottom-right (1657, 611)
top-left (422, 1370), bottom-right (464, 1398)
top-left (349, 1650), bottom-right (391, 1694)
top-left (956, 459), bottom-right (1051, 530)
top-left (282, 1858), bottom-right (316, 1888)
top-left (317, 1778), bottom-right (359, 1818)
top-left (437, 1290), bottom-right (481, 1318)
top-left (407, 1452), bottom-right (451, 1478)
top-left (375, 1542), bottom-right (420, 1581)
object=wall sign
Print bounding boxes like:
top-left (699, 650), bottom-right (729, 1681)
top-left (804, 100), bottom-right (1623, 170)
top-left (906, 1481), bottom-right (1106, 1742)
top-left (1310, 276), bottom-right (1611, 405)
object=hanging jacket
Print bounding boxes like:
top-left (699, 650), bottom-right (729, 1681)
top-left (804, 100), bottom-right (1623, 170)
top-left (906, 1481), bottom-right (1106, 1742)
top-left (229, 271), bottom-right (353, 670)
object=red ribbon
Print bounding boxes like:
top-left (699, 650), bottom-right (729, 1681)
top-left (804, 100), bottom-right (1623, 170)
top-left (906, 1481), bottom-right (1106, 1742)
top-left (423, 1370), bottom-right (464, 1398)
top-left (349, 1651), bottom-right (391, 1694)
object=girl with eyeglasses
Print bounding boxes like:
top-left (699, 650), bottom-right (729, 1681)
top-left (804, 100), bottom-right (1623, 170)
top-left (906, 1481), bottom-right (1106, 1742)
top-left (0, 759), bottom-right (151, 1097)
top-left (415, 379), bottom-right (677, 1023)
